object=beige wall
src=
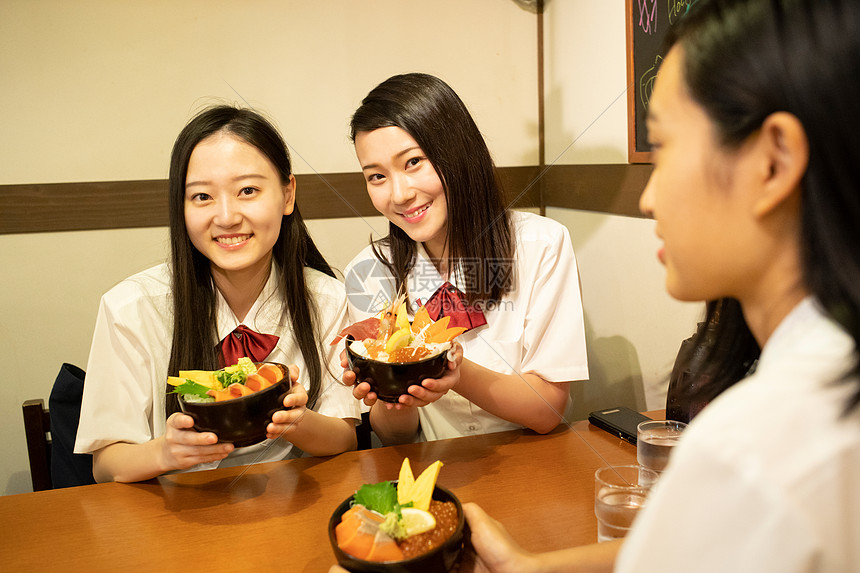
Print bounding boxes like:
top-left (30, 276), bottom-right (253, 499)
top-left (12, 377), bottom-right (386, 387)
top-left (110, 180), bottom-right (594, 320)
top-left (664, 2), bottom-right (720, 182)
top-left (554, 208), bottom-right (702, 421)
top-left (1, 1), bottom-right (701, 495)
top-left (0, 0), bottom-right (537, 183)
top-left (543, 0), bottom-right (701, 422)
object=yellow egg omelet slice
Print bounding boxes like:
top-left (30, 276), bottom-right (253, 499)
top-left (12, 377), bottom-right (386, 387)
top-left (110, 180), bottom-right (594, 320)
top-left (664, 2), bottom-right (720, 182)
top-left (397, 458), bottom-right (416, 506)
top-left (397, 459), bottom-right (443, 512)
top-left (410, 460), bottom-right (443, 511)
top-left (176, 369), bottom-right (219, 389)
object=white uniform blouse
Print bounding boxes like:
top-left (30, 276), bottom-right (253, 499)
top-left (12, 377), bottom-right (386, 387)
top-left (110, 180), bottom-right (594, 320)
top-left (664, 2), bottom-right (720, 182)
top-left (75, 262), bottom-right (359, 469)
top-left (616, 298), bottom-right (860, 572)
top-left (344, 211), bottom-right (589, 441)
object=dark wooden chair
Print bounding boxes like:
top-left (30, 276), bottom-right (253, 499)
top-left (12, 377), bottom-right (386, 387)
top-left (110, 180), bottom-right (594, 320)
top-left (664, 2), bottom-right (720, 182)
top-left (22, 398), bottom-right (52, 491)
top-left (22, 363), bottom-right (95, 492)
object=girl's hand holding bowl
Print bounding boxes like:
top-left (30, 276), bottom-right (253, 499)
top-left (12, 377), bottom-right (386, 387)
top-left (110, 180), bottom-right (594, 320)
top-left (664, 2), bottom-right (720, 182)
top-left (160, 412), bottom-right (234, 471)
top-left (395, 342), bottom-right (463, 408)
top-left (267, 364), bottom-right (303, 439)
top-left (339, 349), bottom-right (376, 404)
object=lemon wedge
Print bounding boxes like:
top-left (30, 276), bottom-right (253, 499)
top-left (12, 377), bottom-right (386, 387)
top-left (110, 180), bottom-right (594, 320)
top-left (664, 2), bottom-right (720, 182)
top-left (385, 327), bottom-right (412, 354)
top-left (395, 301), bottom-right (410, 330)
top-left (400, 508), bottom-right (436, 536)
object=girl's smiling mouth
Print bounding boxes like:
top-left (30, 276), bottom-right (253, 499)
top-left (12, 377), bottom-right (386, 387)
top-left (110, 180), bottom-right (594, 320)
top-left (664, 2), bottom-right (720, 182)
top-left (215, 234), bottom-right (252, 246)
top-left (400, 203), bottom-right (431, 222)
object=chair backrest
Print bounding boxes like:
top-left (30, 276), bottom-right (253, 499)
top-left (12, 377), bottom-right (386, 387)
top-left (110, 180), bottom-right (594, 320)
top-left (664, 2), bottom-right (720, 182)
top-left (48, 363), bottom-right (96, 489)
top-left (21, 363), bottom-right (96, 492)
top-left (21, 398), bottom-right (52, 491)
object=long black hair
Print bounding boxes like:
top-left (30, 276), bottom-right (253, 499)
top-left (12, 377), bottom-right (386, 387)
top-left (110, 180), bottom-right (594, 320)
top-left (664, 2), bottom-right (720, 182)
top-left (666, 0), bottom-right (860, 412)
top-left (165, 105), bottom-right (335, 415)
top-left (349, 73), bottom-right (515, 307)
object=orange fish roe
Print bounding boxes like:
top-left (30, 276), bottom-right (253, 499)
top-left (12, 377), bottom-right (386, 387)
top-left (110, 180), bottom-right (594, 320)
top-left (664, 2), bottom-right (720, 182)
top-left (398, 500), bottom-right (458, 559)
top-left (389, 346), bottom-right (432, 363)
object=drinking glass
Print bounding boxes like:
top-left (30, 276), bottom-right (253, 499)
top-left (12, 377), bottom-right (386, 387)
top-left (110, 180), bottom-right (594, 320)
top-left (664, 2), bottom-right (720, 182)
top-left (594, 464), bottom-right (656, 542)
top-left (636, 420), bottom-right (687, 479)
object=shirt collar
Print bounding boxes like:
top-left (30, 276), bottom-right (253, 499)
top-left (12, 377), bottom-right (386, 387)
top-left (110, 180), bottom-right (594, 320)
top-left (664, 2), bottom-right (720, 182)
top-left (408, 244), bottom-right (447, 307)
top-left (215, 264), bottom-right (282, 341)
top-left (757, 296), bottom-right (850, 368)
top-left (407, 244), bottom-right (474, 307)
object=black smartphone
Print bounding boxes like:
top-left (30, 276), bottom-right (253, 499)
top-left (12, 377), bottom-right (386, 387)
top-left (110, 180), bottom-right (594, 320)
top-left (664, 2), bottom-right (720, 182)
top-left (588, 407), bottom-right (653, 445)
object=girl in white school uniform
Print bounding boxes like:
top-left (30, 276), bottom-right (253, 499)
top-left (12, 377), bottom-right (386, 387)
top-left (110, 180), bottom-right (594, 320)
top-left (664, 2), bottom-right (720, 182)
top-left (341, 73), bottom-right (589, 444)
top-left (76, 106), bottom-right (359, 483)
top-left (454, 0), bottom-right (860, 571)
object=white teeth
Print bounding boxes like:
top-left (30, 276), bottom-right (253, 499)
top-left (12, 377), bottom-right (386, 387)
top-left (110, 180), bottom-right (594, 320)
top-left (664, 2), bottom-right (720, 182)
top-left (216, 235), bottom-right (250, 245)
top-left (404, 205), bottom-right (429, 218)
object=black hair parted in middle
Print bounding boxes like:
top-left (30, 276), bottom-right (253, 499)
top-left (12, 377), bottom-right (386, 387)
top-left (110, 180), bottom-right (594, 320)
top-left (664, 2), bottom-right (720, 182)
top-left (166, 105), bottom-right (335, 416)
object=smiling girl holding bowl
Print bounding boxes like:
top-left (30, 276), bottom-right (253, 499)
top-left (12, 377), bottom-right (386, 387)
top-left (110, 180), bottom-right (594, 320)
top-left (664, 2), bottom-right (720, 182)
top-left (76, 106), bottom-right (360, 483)
top-left (341, 73), bottom-right (589, 445)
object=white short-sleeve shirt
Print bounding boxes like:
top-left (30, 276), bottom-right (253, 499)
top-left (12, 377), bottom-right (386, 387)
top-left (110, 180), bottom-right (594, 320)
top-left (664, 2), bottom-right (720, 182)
top-left (75, 262), bottom-right (359, 469)
top-left (343, 211), bottom-right (588, 441)
top-left (616, 298), bottom-right (860, 572)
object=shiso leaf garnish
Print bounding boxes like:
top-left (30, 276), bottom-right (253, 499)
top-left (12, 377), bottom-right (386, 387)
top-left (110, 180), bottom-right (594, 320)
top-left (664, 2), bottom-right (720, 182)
top-left (170, 379), bottom-right (212, 400)
top-left (353, 480), bottom-right (402, 516)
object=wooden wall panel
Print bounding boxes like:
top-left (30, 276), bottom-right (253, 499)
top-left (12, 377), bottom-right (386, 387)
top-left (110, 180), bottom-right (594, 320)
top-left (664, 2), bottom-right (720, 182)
top-left (0, 165), bottom-right (551, 235)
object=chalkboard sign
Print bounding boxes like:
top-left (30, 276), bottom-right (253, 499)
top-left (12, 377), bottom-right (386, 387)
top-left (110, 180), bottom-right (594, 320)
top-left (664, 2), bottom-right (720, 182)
top-left (626, 0), bottom-right (698, 163)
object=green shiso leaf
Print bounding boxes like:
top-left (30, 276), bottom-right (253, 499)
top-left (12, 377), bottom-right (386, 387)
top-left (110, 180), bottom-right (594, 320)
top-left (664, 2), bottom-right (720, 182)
top-left (171, 380), bottom-right (212, 400)
top-left (353, 481), bottom-right (401, 516)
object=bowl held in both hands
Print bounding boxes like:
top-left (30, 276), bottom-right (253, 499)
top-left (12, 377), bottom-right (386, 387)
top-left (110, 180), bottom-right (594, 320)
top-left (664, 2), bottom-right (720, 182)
top-left (177, 362), bottom-right (292, 447)
top-left (345, 335), bottom-right (448, 403)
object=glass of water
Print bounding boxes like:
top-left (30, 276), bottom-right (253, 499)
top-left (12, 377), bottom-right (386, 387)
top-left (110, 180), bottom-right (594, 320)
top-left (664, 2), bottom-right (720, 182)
top-left (637, 419), bottom-right (687, 479)
top-left (594, 464), bottom-right (657, 542)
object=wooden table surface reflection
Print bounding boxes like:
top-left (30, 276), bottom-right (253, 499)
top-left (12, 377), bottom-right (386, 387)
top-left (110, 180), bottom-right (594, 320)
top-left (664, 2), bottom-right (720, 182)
top-left (1, 416), bottom-right (645, 572)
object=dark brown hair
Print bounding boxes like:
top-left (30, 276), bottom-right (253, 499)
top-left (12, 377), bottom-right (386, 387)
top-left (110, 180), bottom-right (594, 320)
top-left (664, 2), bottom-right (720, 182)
top-left (165, 105), bottom-right (334, 415)
top-left (349, 73), bottom-right (514, 306)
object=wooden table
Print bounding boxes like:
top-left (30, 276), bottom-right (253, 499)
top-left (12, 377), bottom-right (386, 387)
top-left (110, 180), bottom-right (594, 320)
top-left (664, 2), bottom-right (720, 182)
top-left (1, 417), bottom-right (644, 572)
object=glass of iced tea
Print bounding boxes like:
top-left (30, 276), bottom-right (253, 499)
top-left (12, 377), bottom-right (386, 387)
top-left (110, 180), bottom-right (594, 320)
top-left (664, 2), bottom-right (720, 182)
top-left (637, 419), bottom-right (687, 481)
top-left (594, 465), bottom-right (657, 542)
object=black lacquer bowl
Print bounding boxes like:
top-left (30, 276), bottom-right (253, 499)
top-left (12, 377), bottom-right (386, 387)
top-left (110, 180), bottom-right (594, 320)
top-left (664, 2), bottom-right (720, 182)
top-left (177, 362), bottom-right (291, 447)
top-left (328, 484), bottom-right (467, 573)
top-left (345, 335), bottom-right (449, 403)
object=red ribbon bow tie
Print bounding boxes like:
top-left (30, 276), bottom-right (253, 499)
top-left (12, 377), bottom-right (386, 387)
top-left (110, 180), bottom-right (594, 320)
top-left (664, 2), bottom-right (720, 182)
top-left (423, 282), bottom-right (487, 331)
top-left (218, 324), bottom-right (279, 367)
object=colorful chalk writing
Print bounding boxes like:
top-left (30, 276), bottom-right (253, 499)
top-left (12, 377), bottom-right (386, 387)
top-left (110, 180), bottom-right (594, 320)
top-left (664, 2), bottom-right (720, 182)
top-left (639, 55), bottom-right (663, 110)
top-left (628, 0), bottom-right (694, 158)
top-left (669, 0), bottom-right (699, 25)
top-left (638, 0), bottom-right (658, 34)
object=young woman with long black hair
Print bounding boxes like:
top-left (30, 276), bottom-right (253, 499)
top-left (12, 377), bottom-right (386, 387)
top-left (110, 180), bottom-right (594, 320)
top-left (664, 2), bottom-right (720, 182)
top-left (341, 73), bottom-right (589, 444)
top-left (77, 106), bottom-right (359, 482)
top-left (449, 1), bottom-right (860, 571)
